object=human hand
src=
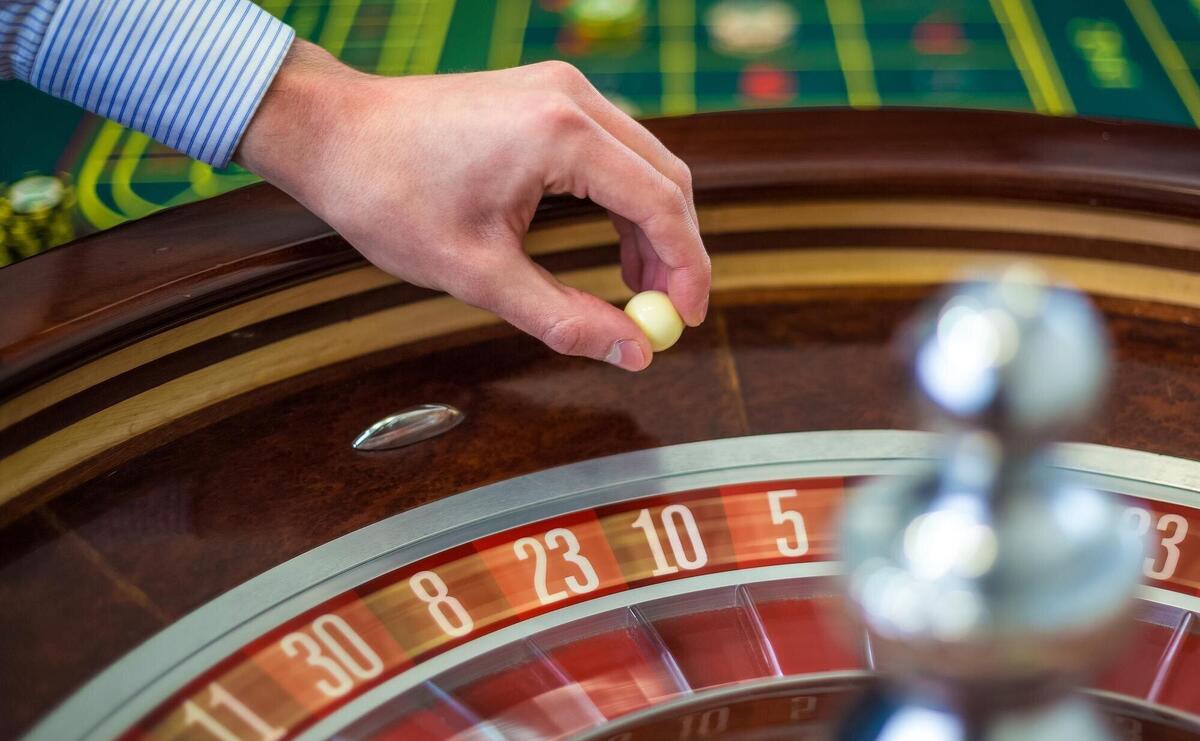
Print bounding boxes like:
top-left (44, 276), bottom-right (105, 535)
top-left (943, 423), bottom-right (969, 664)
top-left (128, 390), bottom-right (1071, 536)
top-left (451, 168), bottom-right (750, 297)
top-left (237, 40), bottom-right (709, 371)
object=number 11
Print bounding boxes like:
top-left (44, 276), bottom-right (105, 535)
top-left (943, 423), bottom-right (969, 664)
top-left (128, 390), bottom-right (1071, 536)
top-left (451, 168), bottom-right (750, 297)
top-left (183, 682), bottom-right (284, 741)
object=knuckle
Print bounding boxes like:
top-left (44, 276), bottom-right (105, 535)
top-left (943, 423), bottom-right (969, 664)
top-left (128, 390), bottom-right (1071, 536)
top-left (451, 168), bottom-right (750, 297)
top-left (538, 59), bottom-right (587, 89)
top-left (533, 96), bottom-right (588, 135)
top-left (673, 157), bottom-right (693, 192)
top-left (541, 315), bottom-right (587, 356)
top-left (656, 176), bottom-right (689, 215)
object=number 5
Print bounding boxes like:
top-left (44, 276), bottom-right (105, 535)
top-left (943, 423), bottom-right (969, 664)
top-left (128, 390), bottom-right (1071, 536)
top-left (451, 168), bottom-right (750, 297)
top-left (768, 490), bottom-right (809, 557)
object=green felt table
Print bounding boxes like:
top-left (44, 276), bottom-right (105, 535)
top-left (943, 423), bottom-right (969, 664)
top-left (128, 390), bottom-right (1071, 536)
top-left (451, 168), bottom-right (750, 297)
top-left (4, 0), bottom-right (1200, 264)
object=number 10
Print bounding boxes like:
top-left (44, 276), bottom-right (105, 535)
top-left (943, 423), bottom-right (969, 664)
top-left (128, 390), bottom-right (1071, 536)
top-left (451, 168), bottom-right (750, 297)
top-left (632, 505), bottom-right (708, 576)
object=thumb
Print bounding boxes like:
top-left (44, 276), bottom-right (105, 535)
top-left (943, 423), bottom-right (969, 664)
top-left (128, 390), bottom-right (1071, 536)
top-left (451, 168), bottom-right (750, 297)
top-left (461, 250), bottom-right (653, 371)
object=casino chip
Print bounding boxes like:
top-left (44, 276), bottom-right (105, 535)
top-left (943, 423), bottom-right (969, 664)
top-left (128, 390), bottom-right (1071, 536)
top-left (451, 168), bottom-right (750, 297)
top-left (912, 12), bottom-right (968, 56)
top-left (706, 0), bottom-right (798, 57)
top-left (565, 0), bottom-right (646, 42)
top-left (739, 63), bottom-right (797, 103)
top-left (4, 173), bottom-right (76, 260)
top-left (9, 174), bottom-right (65, 215)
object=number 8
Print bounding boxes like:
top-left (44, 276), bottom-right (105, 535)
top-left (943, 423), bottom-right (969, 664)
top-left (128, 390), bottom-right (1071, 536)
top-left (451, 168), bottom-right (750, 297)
top-left (410, 570), bottom-right (474, 637)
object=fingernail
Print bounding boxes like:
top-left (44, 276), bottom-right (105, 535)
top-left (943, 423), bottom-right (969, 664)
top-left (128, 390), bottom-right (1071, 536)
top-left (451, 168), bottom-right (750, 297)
top-left (605, 340), bottom-right (645, 371)
top-left (697, 295), bottom-right (709, 324)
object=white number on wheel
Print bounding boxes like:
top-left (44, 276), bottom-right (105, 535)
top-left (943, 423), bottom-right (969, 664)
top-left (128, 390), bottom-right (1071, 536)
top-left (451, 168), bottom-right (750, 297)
top-left (514, 527), bottom-right (601, 604)
top-left (767, 489), bottom-right (810, 557)
top-left (280, 614), bottom-right (383, 698)
top-left (1124, 507), bottom-right (1189, 581)
top-left (789, 695), bottom-right (818, 720)
top-left (678, 706), bottom-right (730, 738)
top-left (632, 505), bottom-right (708, 576)
top-left (183, 682), bottom-right (285, 741)
top-left (410, 570), bottom-right (474, 637)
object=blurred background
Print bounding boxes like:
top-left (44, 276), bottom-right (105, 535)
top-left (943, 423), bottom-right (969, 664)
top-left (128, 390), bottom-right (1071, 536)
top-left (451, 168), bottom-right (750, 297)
top-left (4, 0), bottom-right (1200, 265)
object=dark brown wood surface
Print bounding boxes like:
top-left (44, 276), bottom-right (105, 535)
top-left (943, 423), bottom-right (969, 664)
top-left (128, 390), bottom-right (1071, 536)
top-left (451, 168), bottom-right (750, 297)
top-left (7, 108), bottom-right (1200, 399)
top-left (6, 287), bottom-right (1200, 737)
top-left (7, 110), bottom-right (1200, 737)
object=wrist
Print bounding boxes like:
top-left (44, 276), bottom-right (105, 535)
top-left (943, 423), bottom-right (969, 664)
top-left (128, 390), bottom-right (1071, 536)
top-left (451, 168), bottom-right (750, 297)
top-left (235, 39), bottom-right (365, 197)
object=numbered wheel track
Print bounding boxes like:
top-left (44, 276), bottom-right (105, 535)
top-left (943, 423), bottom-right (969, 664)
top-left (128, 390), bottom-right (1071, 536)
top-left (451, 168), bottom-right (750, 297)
top-left (29, 433), bottom-right (1200, 739)
top-left (8, 109), bottom-right (1200, 738)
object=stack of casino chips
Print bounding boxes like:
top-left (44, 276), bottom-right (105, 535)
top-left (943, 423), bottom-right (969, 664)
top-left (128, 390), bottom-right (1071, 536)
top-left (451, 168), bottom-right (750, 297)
top-left (705, 0), bottom-right (797, 56)
top-left (1, 173), bottom-right (76, 265)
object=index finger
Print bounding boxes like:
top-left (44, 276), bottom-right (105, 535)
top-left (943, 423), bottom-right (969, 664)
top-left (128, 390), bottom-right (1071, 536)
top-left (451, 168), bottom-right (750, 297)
top-left (551, 121), bottom-right (710, 325)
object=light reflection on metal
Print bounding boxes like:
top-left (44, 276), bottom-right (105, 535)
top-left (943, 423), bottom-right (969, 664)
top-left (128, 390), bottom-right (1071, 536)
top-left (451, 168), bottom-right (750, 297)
top-left (839, 266), bottom-right (1146, 741)
top-left (352, 404), bottom-right (464, 451)
top-left (913, 264), bottom-right (1108, 442)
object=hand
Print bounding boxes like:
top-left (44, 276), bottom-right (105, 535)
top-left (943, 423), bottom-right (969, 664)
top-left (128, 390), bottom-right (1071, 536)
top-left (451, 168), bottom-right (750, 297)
top-left (236, 40), bottom-right (710, 371)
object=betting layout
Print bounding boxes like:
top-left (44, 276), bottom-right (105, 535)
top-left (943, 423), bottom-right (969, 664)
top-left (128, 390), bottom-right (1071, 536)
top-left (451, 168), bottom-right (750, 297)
top-left (122, 473), bottom-right (1199, 740)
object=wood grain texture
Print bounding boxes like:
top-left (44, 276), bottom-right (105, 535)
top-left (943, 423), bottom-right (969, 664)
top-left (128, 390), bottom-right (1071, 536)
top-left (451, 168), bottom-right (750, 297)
top-left (7, 109), bottom-right (1200, 399)
top-left (11, 197), bottom-right (1200, 443)
top-left (10, 247), bottom-right (1200, 507)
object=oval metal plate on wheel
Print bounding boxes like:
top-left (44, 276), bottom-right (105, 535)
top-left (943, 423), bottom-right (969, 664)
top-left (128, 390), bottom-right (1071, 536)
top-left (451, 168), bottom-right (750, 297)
top-left (352, 404), bottom-right (464, 451)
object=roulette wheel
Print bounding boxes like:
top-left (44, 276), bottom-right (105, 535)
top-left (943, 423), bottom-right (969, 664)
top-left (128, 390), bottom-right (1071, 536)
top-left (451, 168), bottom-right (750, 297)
top-left (6, 108), bottom-right (1200, 739)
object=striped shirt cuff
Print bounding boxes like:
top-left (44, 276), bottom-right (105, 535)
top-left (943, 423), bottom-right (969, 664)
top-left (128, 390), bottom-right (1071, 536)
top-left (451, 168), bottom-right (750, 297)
top-left (0, 0), bottom-right (55, 81)
top-left (19, 0), bottom-right (295, 167)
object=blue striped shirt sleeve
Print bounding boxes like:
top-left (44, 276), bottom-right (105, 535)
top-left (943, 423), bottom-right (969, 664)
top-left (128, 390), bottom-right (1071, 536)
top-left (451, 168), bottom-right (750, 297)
top-left (1, 0), bottom-right (295, 167)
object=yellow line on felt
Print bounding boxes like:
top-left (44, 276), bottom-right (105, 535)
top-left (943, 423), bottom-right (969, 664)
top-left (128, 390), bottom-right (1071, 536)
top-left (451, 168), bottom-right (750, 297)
top-left (999, 0), bottom-right (1074, 114)
top-left (988, 0), bottom-right (1047, 112)
top-left (75, 121), bottom-right (127, 230)
top-left (110, 132), bottom-right (161, 217)
top-left (290, 2), bottom-right (321, 39)
top-left (377, 0), bottom-right (427, 75)
top-left (409, 0), bottom-right (456, 74)
top-left (259, 0), bottom-right (292, 19)
top-left (318, 0), bottom-right (363, 59)
top-left (488, 0), bottom-right (532, 70)
top-left (1017, 0), bottom-right (1075, 113)
top-left (660, 0), bottom-right (697, 115)
top-left (1125, 0), bottom-right (1200, 127)
top-left (188, 160), bottom-right (222, 198)
top-left (826, 0), bottom-right (881, 109)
